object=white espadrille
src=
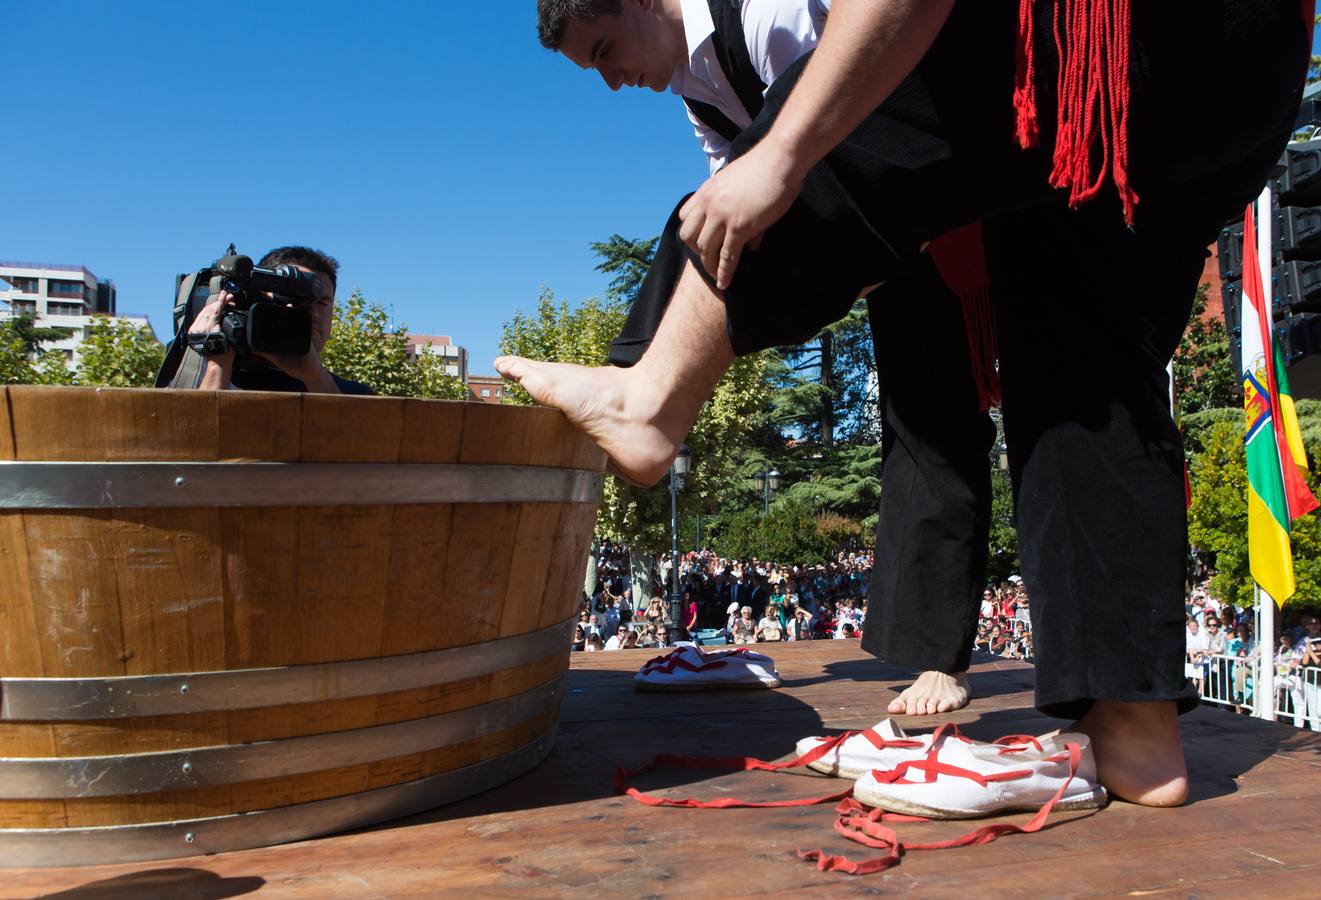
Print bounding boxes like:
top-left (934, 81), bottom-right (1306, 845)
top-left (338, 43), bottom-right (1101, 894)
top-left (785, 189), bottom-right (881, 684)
top-left (633, 645), bottom-right (781, 691)
top-left (852, 728), bottom-right (1107, 819)
top-left (792, 719), bottom-right (931, 781)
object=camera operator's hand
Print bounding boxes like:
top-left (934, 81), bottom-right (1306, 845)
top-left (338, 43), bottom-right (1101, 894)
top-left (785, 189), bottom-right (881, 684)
top-left (189, 290), bottom-right (237, 389)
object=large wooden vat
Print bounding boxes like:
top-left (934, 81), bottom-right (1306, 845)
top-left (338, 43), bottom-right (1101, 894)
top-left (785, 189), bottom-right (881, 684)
top-left (0, 386), bottom-right (603, 867)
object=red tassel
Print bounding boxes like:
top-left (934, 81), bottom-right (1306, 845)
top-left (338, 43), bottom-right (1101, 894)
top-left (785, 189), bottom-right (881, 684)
top-left (1012, 0), bottom-right (1039, 149)
top-left (1015, 0), bottom-right (1140, 225)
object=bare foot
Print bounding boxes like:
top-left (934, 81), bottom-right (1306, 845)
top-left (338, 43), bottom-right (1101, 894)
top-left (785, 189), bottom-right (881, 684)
top-left (1074, 699), bottom-right (1188, 807)
top-left (493, 357), bottom-right (681, 486)
top-left (887, 670), bottom-right (971, 716)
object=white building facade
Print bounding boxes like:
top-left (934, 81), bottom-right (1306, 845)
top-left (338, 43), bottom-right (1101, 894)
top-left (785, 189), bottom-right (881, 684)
top-left (0, 261), bottom-right (156, 365)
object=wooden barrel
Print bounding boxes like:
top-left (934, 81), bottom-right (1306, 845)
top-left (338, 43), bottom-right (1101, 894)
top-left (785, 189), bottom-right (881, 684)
top-left (0, 386), bottom-right (604, 867)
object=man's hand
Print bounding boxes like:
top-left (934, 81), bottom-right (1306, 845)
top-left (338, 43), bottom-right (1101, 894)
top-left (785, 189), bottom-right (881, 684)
top-left (188, 290), bottom-right (237, 389)
top-left (678, 141), bottom-right (803, 290)
top-left (676, 0), bottom-right (956, 290)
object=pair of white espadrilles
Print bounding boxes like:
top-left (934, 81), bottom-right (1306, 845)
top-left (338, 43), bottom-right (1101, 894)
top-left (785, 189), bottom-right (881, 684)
top-left (632, 646), bottom-right (1106, 819)
top-left (794, 717), bottom-right (1108, 819)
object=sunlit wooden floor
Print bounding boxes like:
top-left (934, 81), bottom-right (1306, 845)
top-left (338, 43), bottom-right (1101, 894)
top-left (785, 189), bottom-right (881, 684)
top-left (9, 642), bottom-right (1321, 898)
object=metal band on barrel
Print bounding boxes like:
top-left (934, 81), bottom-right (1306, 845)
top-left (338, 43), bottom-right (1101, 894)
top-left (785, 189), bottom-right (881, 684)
top-left (0, 618), bottom-right (574, 721)
top-left (0, 731), bottom-right (556, 868)
top-left (0, 675), bottom-right (562, 799)
top-left (0, 462), bottom-right (603, 509)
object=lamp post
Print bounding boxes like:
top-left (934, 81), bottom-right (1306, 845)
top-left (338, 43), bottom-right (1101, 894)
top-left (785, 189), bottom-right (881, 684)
top-left (753, 468), bottom-right (781, 516)
top-left (668, 444), bottom-right (692, 645)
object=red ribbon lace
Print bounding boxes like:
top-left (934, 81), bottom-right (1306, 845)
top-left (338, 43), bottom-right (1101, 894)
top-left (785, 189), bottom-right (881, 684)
top-left (617, 722), bottom-right (1092, 876)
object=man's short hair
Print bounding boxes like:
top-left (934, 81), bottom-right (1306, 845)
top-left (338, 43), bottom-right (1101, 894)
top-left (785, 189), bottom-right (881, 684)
top-left (537, 0), bottom-right (621, 49)
top-left (258, 246), bottom-right (340, 291)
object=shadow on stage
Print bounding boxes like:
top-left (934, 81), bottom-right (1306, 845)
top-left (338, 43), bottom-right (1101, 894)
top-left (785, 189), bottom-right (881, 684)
top-left (33, 868), bottom-right (264, 900)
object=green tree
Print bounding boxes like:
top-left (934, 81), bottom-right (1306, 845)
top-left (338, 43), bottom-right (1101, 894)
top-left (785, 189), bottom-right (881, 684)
top-left (589, 234), bottom-right (660, 307)
top-left (4, 311), bottom-right (73, 359)
top-left (320, 289), bottom-right (467, 400)
top-left (1187, 404), bottom-right (1321, 609)
top-left (0, 322), bottom-right (36, 384)
top-left (1173, 285), bottom-right (1239, 415)
top-left (987, 467), bottom-right (1019, 582)
top-left (709, 500), bottom-right (835, 564)
top-left (75, 317), bottom-right (163, 387)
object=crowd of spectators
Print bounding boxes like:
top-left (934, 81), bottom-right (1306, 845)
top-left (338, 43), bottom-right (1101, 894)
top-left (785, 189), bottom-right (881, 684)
top-left (571, 543), bottom-right (1321, 731)
top-left (572, 543), bottom-right (873, 650)
top-left (973, 580), bottom-right (1034, 661)
top-left (1182, 584), bottom-right (1321, 729)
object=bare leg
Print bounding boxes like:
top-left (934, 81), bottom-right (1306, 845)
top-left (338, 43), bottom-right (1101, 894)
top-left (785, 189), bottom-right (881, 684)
top-left (887, 670), bottom-right (971, 716)
top-left (1074, 699), bottom-right (1188, 807)
top-left (495, 263), bottom-right (735, 486)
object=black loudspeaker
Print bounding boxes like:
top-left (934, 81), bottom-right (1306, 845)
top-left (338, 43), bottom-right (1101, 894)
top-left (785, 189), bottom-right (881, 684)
top-left (1216, 140), bottom-right (1321, 401)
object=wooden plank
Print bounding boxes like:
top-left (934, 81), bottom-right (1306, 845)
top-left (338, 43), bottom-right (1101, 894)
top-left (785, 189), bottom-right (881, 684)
top-left (219, 390), bottom-right (301, 461)
top-left (6, 386), bottom-right (218, 461)
top-left (0, 386), bottom-right (14, 459)
top-left (382, 397), bottom-right (463, 656)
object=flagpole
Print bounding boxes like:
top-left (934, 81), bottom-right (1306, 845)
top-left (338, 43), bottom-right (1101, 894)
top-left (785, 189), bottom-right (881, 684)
top-left (1256, 582), bottom-right (1276, 720)
top-left (1254, 184), bottom-right (1277, 722)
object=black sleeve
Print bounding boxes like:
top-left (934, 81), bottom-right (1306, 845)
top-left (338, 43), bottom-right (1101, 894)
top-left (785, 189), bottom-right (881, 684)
top-left (330, 374), bottom-right (377, 396)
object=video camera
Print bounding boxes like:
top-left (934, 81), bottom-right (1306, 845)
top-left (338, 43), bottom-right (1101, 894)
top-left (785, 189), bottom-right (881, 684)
top-left (183, 244), bottom-right (324, 362)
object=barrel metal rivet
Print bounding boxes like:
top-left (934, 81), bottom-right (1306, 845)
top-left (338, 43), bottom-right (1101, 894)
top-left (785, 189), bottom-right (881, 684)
top-left (184, 832), bottom-right (196, 844)
top-left (181, 762), bottom-right (193, 775)
top-left (175, 476), bottom-right (187, 487)
top-left (179, 683), bottom-right (191, 695)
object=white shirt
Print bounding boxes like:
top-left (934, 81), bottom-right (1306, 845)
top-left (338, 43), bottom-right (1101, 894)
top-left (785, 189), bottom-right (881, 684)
top-left (670, 0), bottom-right (832, 173)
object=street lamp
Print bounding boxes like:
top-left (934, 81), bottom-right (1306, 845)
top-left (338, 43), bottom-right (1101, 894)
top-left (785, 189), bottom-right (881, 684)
top-left (753, 468), bottom-right (781, 516)
top-left (668, 444), bottom-right (692, 645)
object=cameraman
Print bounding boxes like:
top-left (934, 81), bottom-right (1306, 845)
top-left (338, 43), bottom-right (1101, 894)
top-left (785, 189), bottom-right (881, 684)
top-left (187, 246), bottom-right (373, 394)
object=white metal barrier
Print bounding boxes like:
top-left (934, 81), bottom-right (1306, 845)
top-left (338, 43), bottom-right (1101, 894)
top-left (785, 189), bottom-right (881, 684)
top-left (1190, 653), bottom-right (1321, 730)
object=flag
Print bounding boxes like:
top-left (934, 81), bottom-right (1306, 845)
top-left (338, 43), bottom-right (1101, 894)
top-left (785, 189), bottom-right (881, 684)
top-left (1241, 203), bottom-right (1318, 604)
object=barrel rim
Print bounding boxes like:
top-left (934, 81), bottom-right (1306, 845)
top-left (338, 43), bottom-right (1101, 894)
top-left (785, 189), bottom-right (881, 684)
top-left (0, 462), bottom-right (603, 509)
top-left (0, 618), bottom-right (576, 721)
top-left (0, 731), bottom-right (556, 868)
top-left (0, 675), bottom-right (563, 799)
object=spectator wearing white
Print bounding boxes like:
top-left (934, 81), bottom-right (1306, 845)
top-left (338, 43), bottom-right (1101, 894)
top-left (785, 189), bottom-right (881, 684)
top-left (1275, 632), bottom-right (1309, 728)
top-left (604, 626), bottom-right (629, 651)
top-left (1185, 618), bottom-right (1211, 692)
top-left (731, 606), bottom-right (756, 645)
top-left (1296, 615), bottom-right (1321, 731)
top-left (787, 605), bottom-right (813, 641)
top-left (756, 606), bottom-right (783, 643)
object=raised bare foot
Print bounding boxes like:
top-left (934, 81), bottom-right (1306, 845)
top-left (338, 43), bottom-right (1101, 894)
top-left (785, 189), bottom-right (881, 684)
top-left (493, 356), bottom-right (680, 486)
top-left (1074, 699), bottom-right (1188, 807)
top-left (887, 670), bottom-right (971, 716)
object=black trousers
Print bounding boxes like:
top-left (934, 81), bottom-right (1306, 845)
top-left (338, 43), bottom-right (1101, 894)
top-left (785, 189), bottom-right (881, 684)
top-left (706, 0), bottom-right (1307, 716)
top-left (864, 261), bottom-right (995, 677)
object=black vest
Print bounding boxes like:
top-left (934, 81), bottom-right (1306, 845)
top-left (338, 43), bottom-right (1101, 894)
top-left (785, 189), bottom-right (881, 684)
top-left (681, 0), bottom-right (768, 143)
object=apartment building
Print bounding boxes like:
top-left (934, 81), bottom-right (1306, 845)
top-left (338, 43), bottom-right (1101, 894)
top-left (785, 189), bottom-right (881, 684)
top-left (405, 334), bottom-right (468, 383)
top-left (0, 261), bottom-right (156, 364)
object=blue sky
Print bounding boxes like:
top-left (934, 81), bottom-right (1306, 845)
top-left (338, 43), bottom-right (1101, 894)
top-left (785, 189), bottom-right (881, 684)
top-left (0, 1), bottom-right (708, 374)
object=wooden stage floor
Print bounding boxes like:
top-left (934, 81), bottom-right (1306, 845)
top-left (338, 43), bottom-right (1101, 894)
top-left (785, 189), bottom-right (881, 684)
top-left (7, 641), bottom-right (1321, 899)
